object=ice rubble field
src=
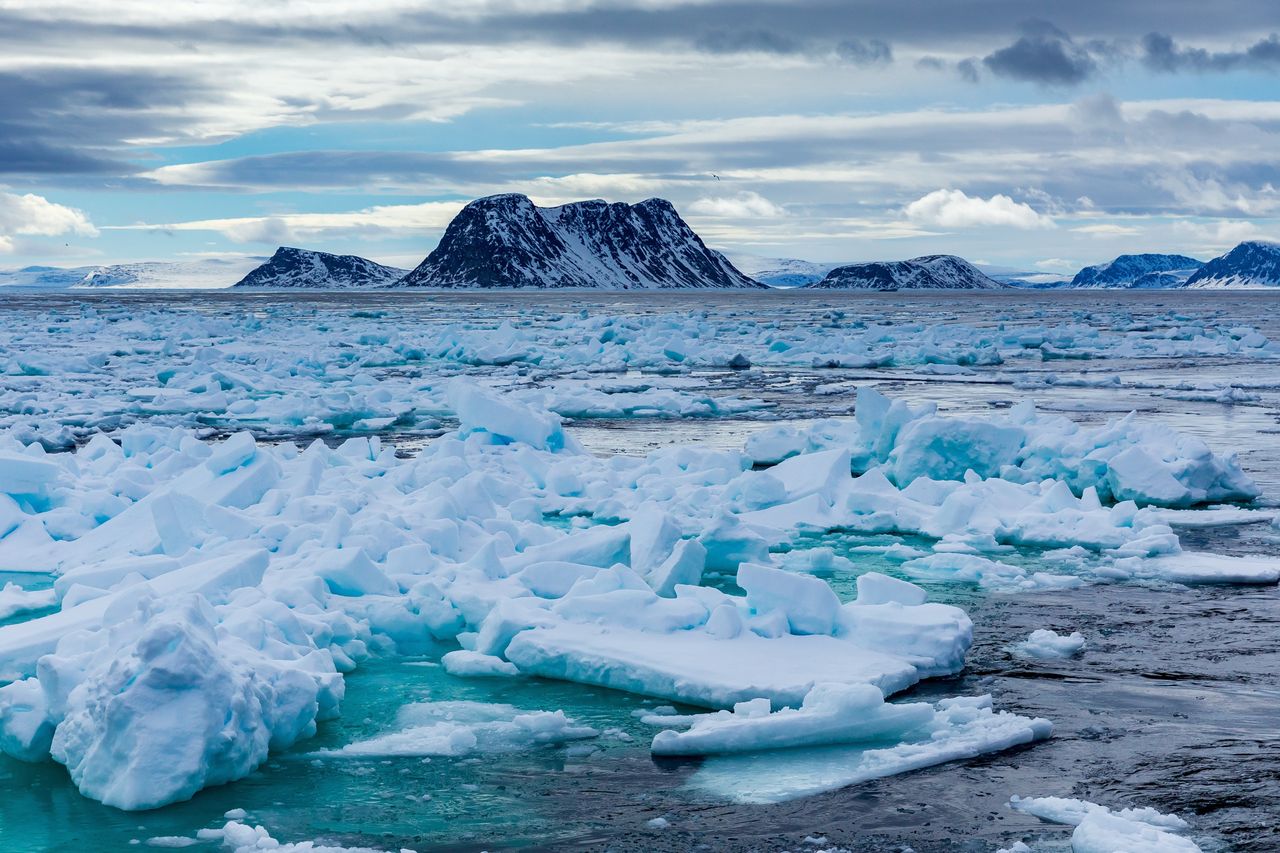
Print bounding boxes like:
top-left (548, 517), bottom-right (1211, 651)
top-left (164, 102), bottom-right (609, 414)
top-left (0, 299), bottom-right (1276, 851)
top-left (0, 300), bottom-right (1277, 447)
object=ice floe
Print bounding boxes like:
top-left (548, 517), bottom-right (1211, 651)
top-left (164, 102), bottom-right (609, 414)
top-left (326, 700), bottom-right (597, 757)
top-left (746, 388), bottom-right (1259, 508)
top-left (1013, 629), bottom-right (1086, 659)
top-left (681, 695), bottom-right (1051, 803)
top-left (1011, 795), bottom-right (1201, 852)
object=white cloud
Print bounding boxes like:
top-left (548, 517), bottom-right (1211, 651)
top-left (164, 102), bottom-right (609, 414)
top-left (1153, 172), bottom-right (1280, 217)
top-left (904, 188), bottom-right (1055, 230)
top-left (688, 191), bottom-right (786, 218)
top-left (106, 200), bottom-right (465, 244)
top-left (0, 192), bottom-right (97, 253)
top-left (1069, 223), bottom-right (1142, 236)
top-left (1171, 218), bottom-right (1271, 253)
top-left (1034, 257), bottom-right (1076, 271)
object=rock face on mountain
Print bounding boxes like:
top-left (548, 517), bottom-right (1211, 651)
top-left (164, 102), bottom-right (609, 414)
top-left (394, 194), bottom-right (763, 289)
top-left (232, 247), bottom-right (406, 289)
top-left (1185, 241), bottom-right (1280, 288)
top-left (1069, 254), bottom-right (1203, 289)
top-left (806, 255), bottom-right (1007, 290)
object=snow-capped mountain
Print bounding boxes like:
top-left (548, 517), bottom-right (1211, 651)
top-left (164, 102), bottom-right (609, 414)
top-left (724, 253), bottom-right (842, 287)
top-left (0, 265), bottom-right (97, 288)
top-left (1185, 241), bottom-right (1280, 288)
top-left (394, 193), bottom-right (764, 289)
top-left (74, 258), bottom-right (262, 289)
top-left (806, 254), bottom-right (1007, 290)
top-left (1069, 254), bottom-right (1203, 289)
top-left (233, 247), bottom-right (407, 289)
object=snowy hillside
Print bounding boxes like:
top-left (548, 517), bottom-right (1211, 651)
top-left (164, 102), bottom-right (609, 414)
top-left (725, 254), bottom-right (841, 287)
top-left (806, 254), bottom-right (1007, 290)
top-left (394, 193), bottom-right (764, 289)
top-left (1069, 254), bottom-right (1203, 289)
top-left (0, 265), bottom-right (97, 288)
top-left (74, 258), bottom-right (262, 289)
top-left (1185, 241), bottom-right (1280, 288)
top-left (233, 247), bottom-right (407, 289)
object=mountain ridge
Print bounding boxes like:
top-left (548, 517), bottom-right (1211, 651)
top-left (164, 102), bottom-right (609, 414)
top-left (393, 193), bottom-right (764, 289)
top-left (805, 254), bottom-right (1007, 290)
top-left (233, 247), bottom-right (407, 289)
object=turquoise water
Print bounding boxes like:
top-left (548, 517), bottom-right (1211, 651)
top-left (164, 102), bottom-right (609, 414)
top-left (0, 651), bottom-right (689, 851)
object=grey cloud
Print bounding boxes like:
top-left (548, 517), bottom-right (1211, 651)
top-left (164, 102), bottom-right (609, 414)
top-left (0, 67), bottom-right (211, 176)
top-left (835, 39), bottom-right (892, 66)
top-left (1140, 31), bottom-right (1280, 72)
top-left (2, 2), bottom-right (1279, 55)
top-left (695, 29), bottom-right (802, 55)
top-left (981, 21), bottom-right (1099, 84)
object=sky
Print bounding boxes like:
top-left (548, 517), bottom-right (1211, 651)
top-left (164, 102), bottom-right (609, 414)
top-left (3, 0), bottom-right (1280, 273)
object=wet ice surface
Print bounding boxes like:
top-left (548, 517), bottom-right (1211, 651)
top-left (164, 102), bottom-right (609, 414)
top-left (1, 290), bottom-right (1279, 851)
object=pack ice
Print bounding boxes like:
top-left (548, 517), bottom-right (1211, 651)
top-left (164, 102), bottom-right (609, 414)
top-left (0, 383), bottom-right (1267, 810)
top-left (0, 302), bottom-right (1274, 447)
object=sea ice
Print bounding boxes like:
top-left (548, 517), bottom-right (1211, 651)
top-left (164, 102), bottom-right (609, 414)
top-left (745, 387), bottom-right (1259, 509)
top-left (0, 382), bottom-right (1255, 810)
top-left (1011, 795), bottom-right (1200, 852)
top-left (1013, 629), bottom-right (1086, 659)
top-left (683, 696), bottom-right (1051, 803)
top-left (327, 700), bottom-right (597, 757)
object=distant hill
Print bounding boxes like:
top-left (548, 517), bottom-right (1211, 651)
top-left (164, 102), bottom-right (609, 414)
top-left (1069, 254), bottom-right (1203, 289)
top-left (74, 258), bottom-right (261, 289)
top-left (0, 265), bottom-right (97, 288)
top-left (393, 193), bottom-right (764, 289)
top-left (1185, 241), bottom-right (1280, 288)
top-left (233, 247), bottom-right (407, 289)
top-left (806, 254), bottom-right (1007, 290)
top-left (724, 254), bottom-right (842, 288)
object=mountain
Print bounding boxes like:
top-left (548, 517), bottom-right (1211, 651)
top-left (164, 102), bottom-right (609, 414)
top-left (1069, 254), bottom-right (1203, 289)
top-left (0, 259), bottom-right (258, 289)
top-left (394, 193), bottom-right (764, 289)
top-left (233, 247), bottom-right (407, 289)
top-left (1185, 241), bottom-right (1280, 288)
top-left (725, 253), bottom-right (842, 287)
top-left (806, 254), bottom-right (1007, 290)
top-left (0, 265), bottom-right (97, 288)
top-left (74, 258), bottom-right (262, 289)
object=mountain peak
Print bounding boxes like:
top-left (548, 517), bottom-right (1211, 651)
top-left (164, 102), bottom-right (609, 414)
top-left (394, 195), bottom-right (763, 289)
top-left (806, 254), bottom-right (1006, 290)
top-left (1069, 253), bottom-right (1203, 288)
top-left (233, 247), bottom-right (407, 289)
top-left (1185, 240), bottom-right (1280, 289)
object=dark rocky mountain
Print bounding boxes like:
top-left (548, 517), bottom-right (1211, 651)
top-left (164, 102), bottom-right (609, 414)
top-left (1185, 241), bottom-right (1280, 288)
top-left (393, 194), bottom-right (763, 289)
top-left (232, 247), bottom-right (406, 289)
top-left (1069, 254), bottom-right (1203, 288)
top-left (805, 254), bottom-right (1007, 290)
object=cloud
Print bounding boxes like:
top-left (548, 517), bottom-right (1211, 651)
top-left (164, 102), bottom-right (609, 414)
top-left (1140, 32), bottom-right (1280, 74)
top-left (107, 201), bottom-right (464, 244)
top-left (1070, 223), bottom-right (1143, 236)
top-left (695, 29), bottom-right (801, 55)
top-left (1171, 218), bottom-right (1271, 253)
top-left (981, 21), bottom-right (1099, 85)
top-left (1034, 257), bottom-right (1076, 270)
top-left (688, 191), bottom-right (786, 218)
top-left (835, 38), bottom-right (891, 66)
top-left (0, 191), bottom-right (97, 252)
top-left (904, 189), bottom-right (1055, 229)
top-left (1152, 171), bottom-right (1280, 216)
